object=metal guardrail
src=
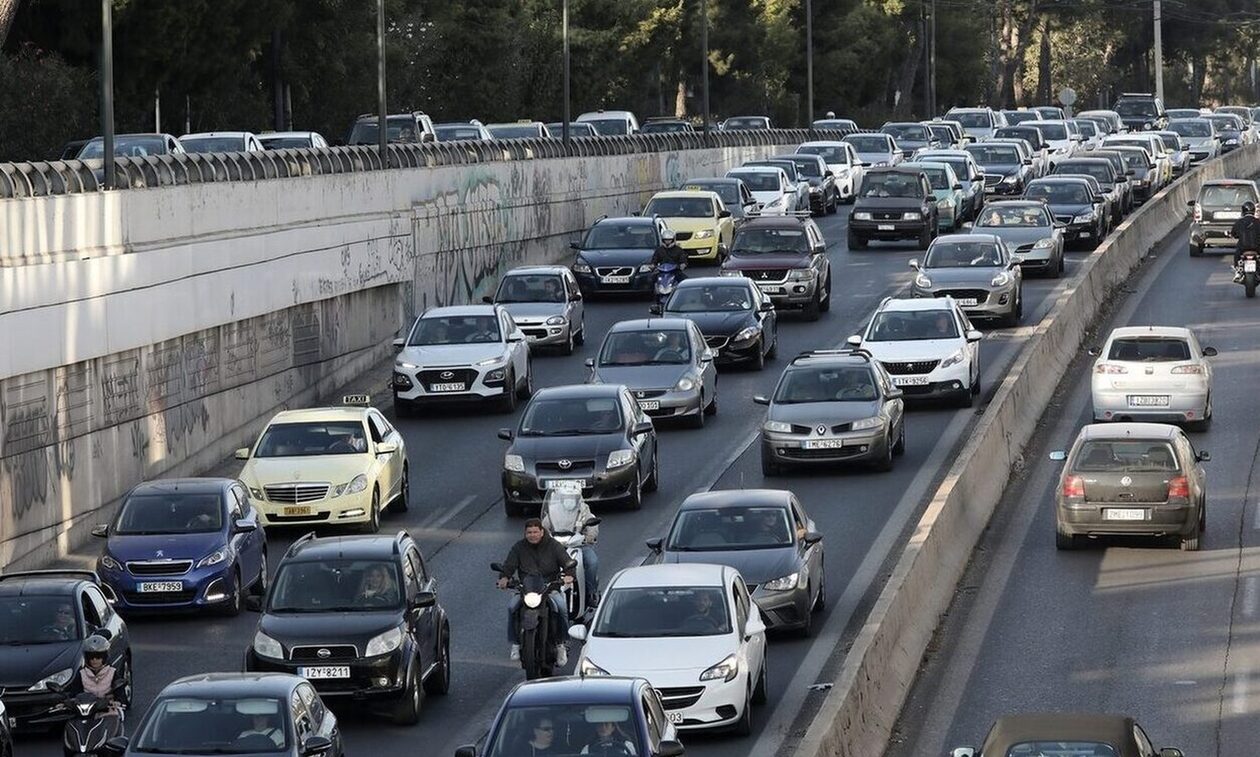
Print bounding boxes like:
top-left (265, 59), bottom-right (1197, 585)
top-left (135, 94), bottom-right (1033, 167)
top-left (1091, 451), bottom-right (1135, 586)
top-left (0, 128), bottom-right (852, 199)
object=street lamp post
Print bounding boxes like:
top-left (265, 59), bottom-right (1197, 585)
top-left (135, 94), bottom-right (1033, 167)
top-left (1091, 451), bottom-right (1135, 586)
top-left (562, 0), bottom-right (571, 150)
top-left (376, 0), bottom-right (388, 167)
top-left (100, 0), bottom-right (116, 190)
top-left (805, 0), bottom-right (813, 127)
top-left (701, 0), bottom-right (710, 138)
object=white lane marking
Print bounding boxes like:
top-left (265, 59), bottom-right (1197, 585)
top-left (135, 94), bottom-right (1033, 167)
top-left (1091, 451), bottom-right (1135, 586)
top-left (1174, 680), bottom-right (1198, 685)
top-left (418, 494), bottom-right (478, 534)
top-left (1231, 665), bottom-right (1250, 714)
top-left (1244, 576), bottom-right (1258, 618)
top-left (1252, 495), bottom-right (1260, 531)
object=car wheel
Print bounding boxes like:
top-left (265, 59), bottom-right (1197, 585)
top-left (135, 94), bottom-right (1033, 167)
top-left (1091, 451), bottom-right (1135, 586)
top-left (1056, 251), bottom-right (1065, 277)
top-left (361, 489), bottom-right (381, 534)
top-left (705, 390), bottom-right (718, 415)
top-left (517, 361), bottom-right (534, 399)
top-left (503, 497), bottom-right (524, 517)
top-left (498, 372), bottom-right (518, 413)
top-left (391, 666), bottom-right (423, 725)
top-left (751, 341), bottom-right (765, 371)
top-left (752, 659), bottom-right (769, 703)
top-left (575, 320), bottom-right (586, 346)
top-left (761, 449), bottom-right (782, 477)
top-left (892, 421), bottom-right (906, 456)
top-left (766, 326), bottom-right (779, 359)
top-left (803, 293), bottom-right (821, 322)
top-left (814, 559), bottom-right (826, 611)
top-left (797, 590), bottom-right (815, 637)
top-left (250, 551), bottom-right (269, 596)
top-left (643, 447), bottom-right (659, 493)
top-left (873, 435), bottom-right (894, 472)
top-left (689, 396), bottom-right (706, 428)
top-left (1187, 397), bottom-right (1212, 432)
top-left (819, 272), bottom-right (832, 312)
top-left (118, 654), bottom-right (134, 707)
top-left (1189, 244), bottom-right (1203, 257)
top-left (423, 624), bottom-right (451, 696)
top-left (221, 568), bottom-right (243, 617)
top-left (1055, 523), bottom-right (1078, 550)
top-left (847, 230), bottom-right (868, 250)
top-left (562, 327), bottom-right (576, 356)
top-left (390, 465), bottom-right (410, 513)
top-left (625, 468), bottom-right (643, 510)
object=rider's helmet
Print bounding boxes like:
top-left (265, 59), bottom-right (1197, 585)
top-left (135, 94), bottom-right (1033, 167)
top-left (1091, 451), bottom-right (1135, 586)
top-left (82, 634), bottom-right (110, 665)
top-left (1244, 201), bottom-right (1256, 216)
top-left (660, 227), bottom-right (677, 246)
top-left (826, 111), bottom-right (836, 119)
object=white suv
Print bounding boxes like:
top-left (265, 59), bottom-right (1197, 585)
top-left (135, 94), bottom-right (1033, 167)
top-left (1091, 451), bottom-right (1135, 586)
top-left (392, 304), bottom-right (533, 415)
top-left (847, 296), bottom-right (984, 407)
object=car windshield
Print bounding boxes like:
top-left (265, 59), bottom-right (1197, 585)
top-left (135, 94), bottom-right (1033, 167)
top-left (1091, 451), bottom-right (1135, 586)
top-left (813, 119), bottom-right (856, 129)
top-left (845, 135), bottom-right (888, 151)
top-left (134, 696), bottom-right (291, 754)
top-left (923, 156), bottom-right (969, 179)
top-left (1156, 134), bottom-right (1180, 151)
top-left (748, 161), bottom-right (797, 180)
top-left (731, 227), bottom-right (808, 254)
top-left (583, 118), bottom-right (629, 136)
top-left (730, 171), bottom-right (779, 191)
top-left (349, 117), bottom-right (420, 144)
top-left (0, 596), bottom-right (81, 644)
top-left (1200, 185), bottom-right (1258, 206)
top-left (644, 196), bottom-right (714, 218)
top-left (519, 397), bottom-right (624, 436)
top-left (1026, 182), bottom-right (1091, 204)
top-left (1115, 100), bottom-right (1157, 117)
top-left (1207, 116), bottom-right (1239, 131)
top-left (408, 315), bottom-right (501, 345)
top-left (967, 144), bottom-right (1018, 163)
top-left (259, 136), bottom-right (311, 149)
top-left (254, 421), bottom-right (367, 458)
top-left (1073, 441), bottom-right (1180, 473)
top-left (642, 121), bottom-right (690, 133)
top-left (1168, 120), bottom-right (1212, 137)
top-left (774, 365), bottom-right (878, 402)
top-left (487, 705), bottom-right (642, 757)
top-left (917, 166), bottom-right (952, 190)
top-left (798, 145), bottom-right (848, 164)
top-left (977, 205), bottom-right (1049, 227)
top-left (667, 284), bottom-right (752, 313)
top-left (859, 173), bottom-right (921, 198)
top-left (1006, 743), bottom-right (1117, 757)
top-left (1033, 122), bottom-right (1068, 140)
top-left (269, 559), bottom-right (402, 612)
top-left (599, 330), bottom-right (690, 366)
top-left (434, 125), bottom-right (484, 141)
top-left (924, 241), bottom-right (1003, 268)
top-left (115, 493), bottom-right (224, 535)
top-left (594, 586), bottom-right (730, 637)
top-left (496, 274), bottom-right (566, 303)
top-left (584, 222), bottom-right (658, 250)
top-left (683, 181), bottom-right (739, 205)
top-left (181, 137), bottom-right (247, 153)
top-left (1076, 121), bottom-right (1099, 136)
top-left (1106, 337), bottom-right (1191, 362)
top-left (668, 506), bottom-right (794, 551)
top-left (1055, 163), bottom-right (1111, 182)
top-left (868, 310), bottom-right (960, 341)
top-left (78, 136), bottom-right (167, 158)
top-left (950, 112), bottom-right (990, 128)
top-left (1004, 112), bottom-right (1041, 124)
top-left (780, 157), bottom-right (822, 177)
top-left (883, 124), bottom-right (928, 140)
top-left (488, 125), bottom-right (541, 139)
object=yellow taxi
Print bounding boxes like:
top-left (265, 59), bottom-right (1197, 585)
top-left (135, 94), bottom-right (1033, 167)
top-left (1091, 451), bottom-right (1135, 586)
top-left (642, 190), bottom-right (734, 264)
top-left (235, 396), bottom-right (408, 533)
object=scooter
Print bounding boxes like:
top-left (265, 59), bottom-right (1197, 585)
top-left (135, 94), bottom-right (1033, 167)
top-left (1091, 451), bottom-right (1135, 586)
top-left (655, 262), bottom-right (684, 306)
top-left (60, 692), bottom-right (124, 757)
top-left (1236, 250), bottom-right (1258, 298)
top-left (491, 564), bottom-right (565, 680)
top-left (540, 481), bottom-right (601, 621)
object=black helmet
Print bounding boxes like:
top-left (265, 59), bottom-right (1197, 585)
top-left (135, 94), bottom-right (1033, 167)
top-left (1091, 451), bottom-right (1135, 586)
top-left (81, 634), bottom-right (109, 662)
top-left (1245, 201), bottom-right (1256, 215)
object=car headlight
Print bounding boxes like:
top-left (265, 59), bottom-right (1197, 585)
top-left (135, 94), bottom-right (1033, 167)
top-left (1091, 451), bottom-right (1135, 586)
top-left (486, 367), bottom-right (507, 383)
top-left (763, 420), bottom-right (793, 433)
top-left (990, 271), bottom-right (1011, 287)
top-left (331, 473), bottom-right (369, 498)
top-left (732, 326), bottom-right (761, 344)
top-left (197, 549), bottom-right (228, 568)
top-left (476, 356), bottom-right (506, 367)
top-left (1226, 138), bottom-right (1239, 145)
top-left (639, 263), bottom-right (655, 273)
top-left (1033, 237), bottom-right (1055, 248)
top-left (29, 668), bottom-right (75, 692)
top-left (249, 487), bottom-right (265, 500)
top-left (1074, 212), bottom-right (1095, 223)
top-left (719, 269), bottom-right (744, 277)
top-left (675, 376), bottom-right (697, 392)
top-left (903, 211), bottom-right (922, 220)
top-left (762, 571), bottom-right (806, 591)
top-left (396, 360), bottom-right (419, 370)
top-left (99, 554), bottom-right (122, 571)
top-left (580, 657), bottom-right (611, 677)
top-left (1143, 122), bottom-right (1153, 130)
top-left (850, 416), bottom-right (884, 431)
top-left (853, 211), bottom-right (872, 220)
top-left (1001, 175), bottom-right (1018, 184)
top-left (787, 268), bottom-right (815, 280)
top-left (365, 626), bottom-right (404, 657)
top-left (939, 348), bottom-right (966, 369)
top-left (694, 229), bottom-right (715, 239)
top-left (545, 315), bottom-right (567, 326)
top-left (252, 631), bottom-right (283, 660)
top-left (809, 186), bottom-right (822, 195)
top-left (914, 273), bottom-right (933, 288)
top-left (607, 449), bottom-right (636, 469)
top-left (504, 454), bottom-right (525, 473)
top-left (573, 260), bottom-right (592, 273)
top-left (699, 653), bottom-right (740, 682)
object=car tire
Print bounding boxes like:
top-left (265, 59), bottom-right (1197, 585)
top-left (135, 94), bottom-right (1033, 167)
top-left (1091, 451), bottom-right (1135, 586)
top-left (625, 468), bottom-right (643, 511)
top-left (847, 230), bottom-right (868, 250)
top-left (362, 489), bottom-right (381, 534)
top-left (689, 397), bottom-right (706, 428)
top-left (221, 569), bottom-right (243, 617)
top-left (643, 447), bottom-right (659, 493)
top-left (575, 321), bottom-right (586, 346)
top-left (390, 466), bottom-right (410, 513)
top-left (705, 390), bottom-right (718, 415)
top-left (562, 327), bottom-right (576, 356)
top-left (498, 373), bottom-right (518, 414)
top-left (1189, 244), bottom-right (1203, 258)
top-left (250, 551), bottom-right (269, 597)
top-left (752, 660), bottom-right (769, 703)
top-left (423, 624), bottom-right (452, 696)
top-left (803, 293), bottom-right (821, 322)
top-left (766, 326), bottom-right (779, 359)
top-left (391, 666), bottom-right (423, 725)
top-left (819, 272), bottom-right (832, 312)
top-left (751, 342), bottom-right (765, 371)
top-left (1055, 523), bottom-right (1078, 550)
top-left (761, 450), bottom-right (782, 477)
top-left (1055, 252), bottom-right (1065, 278)
top-left (814, 560), bottom-right (826, 611)
top-left (517, 361), bottom-right (534, 400)
top-left (503, 497), bottom-right (524, 517)
top-left (873, 435), bottom-right (894, 472)
top-left (797, 592), bottom-right (815, 638)
top-left (892, 421), bottom-right (906, 456)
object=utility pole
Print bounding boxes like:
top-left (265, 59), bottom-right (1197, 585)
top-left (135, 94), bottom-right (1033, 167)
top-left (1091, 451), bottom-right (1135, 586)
top-left (805, 0), bottom-right (813, 126)
top-left (562, 0), bottom-right (571, 151)
top-left (1153, 0), bottom-right (1164, 102)
top-left (100, 0), bottom-right (115, 190)
top-left (376, 0), bottom-right (388, 166)
top-left (701, 0), bottom-right (711, 139)
top-left (929, 0), bottom-right (937, 115)
top-left (154, 86), bottom-right (161, 133)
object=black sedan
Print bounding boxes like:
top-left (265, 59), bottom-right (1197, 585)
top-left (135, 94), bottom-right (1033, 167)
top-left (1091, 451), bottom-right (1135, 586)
top-left (118, 673), bottom-right (343, 757)
top-left (500, 384), bottom-right (659, 513)
top-left (951, 713), bottom-right (1183, 757)
top-left (643, 489), bottom-right (825, 636)
top-left (1023, 177), bottom-right (1108, 249)
top-left (571, 216), bottom-right (668, 296)
top-left (651, 277), bottom-right (778, 369)
top-left (965, 142), bottom-right (1034, 196)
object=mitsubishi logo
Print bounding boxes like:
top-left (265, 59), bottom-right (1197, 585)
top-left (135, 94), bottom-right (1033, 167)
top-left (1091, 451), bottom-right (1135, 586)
top-left (759, 272), bottom-right (769, 280)
top-left (440, 370), bottom-right (455, 380)
top-left (1120, 476), bottom-right (1133, 487)
top-left (316, 648), bottom-right (332, 659)
top-left (557, 459), bottom-right (573, 470)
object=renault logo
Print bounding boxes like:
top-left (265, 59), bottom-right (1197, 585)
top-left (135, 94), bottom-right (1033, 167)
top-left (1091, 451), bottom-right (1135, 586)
top-left (317, 648), bottom-right (331, 659)
top-left (557, 459), bottom-right (572, 470)
top-left (1120, 475), bottom-right (1133, 487)
top-left (440, 370), bottom-right (455, 380)
top-left (816, 424), bottom-right (827, 435)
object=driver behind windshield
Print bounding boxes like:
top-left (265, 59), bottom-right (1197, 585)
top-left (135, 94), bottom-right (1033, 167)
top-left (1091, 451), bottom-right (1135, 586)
top-left (355, 564), bottom-right (400, 606)
top-left (238, 712), bottom-right (285, 749)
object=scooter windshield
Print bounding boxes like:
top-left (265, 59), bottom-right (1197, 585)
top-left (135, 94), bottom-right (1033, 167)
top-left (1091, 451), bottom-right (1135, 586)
top-left (544, 482), bottom-right (584, 534)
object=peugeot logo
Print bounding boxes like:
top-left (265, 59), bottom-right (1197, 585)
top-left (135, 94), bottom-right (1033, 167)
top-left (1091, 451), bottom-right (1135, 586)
top-left (317, 648), bottom-right (331, 659)
top-left (155, 550), bottom-right (164, 558)
top-left (1120, 475), bottom-right (1133, 487)
top-left (816, 424), bottom-right (828, 435)
top-left (440, 370), bottom-right (455, 380)
top-left (557, 459), bottom-right (572, 470)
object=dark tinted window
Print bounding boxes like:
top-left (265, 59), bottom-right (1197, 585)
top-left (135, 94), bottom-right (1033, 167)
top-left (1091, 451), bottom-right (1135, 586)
top-left (348, 116), bottom-right (420, 144)
top-left (259, 136), bottom-right (312, 149)
top-left (408, 315), bottom-right (501, 345)
top-left (1115, 100), bottom-right (1157, 117)
top-left (116, 492), bottom-right (224, 535)
top-left (1107, 337), bottom-right (1191, 362)
top-left (730, 171), bottom-right (779, 191)
top-left (496, 274), bottom-right (566, 303)
top-left (599, 330), bottom-right (691, 366)
top-left (487, 706), bottom-right (641, 757)
top-left (1026, 182), bottom-right (1091, 204)
top-left (950, 111), bottom-right (991, 128)
top-left (668, 506), bottom-right (794, 550)
top-left (1073, 441), bottom-right (1179, 473)
top-left (1006, 744), bottom-right (1116, 757)
top-left (798, 145), bottom-right (848, 163)
top-left (682, 180), bottom-right (739, 204)
top-left (1032, 122), bottom-right (1068, 140)
top-left (520, 397), bottom-right (623, 436)
top-left (732, 226), bottom-right (808, 254)
top-left (181, 137), bottom-right (248, 153)
top-left (78, 136), bottom-right (168, 158)
top-left (667, 284), bottom-right (752, 313)
top-left (270, 559), bottom-right (403, 611)
top-left (845, 135), bottom-right (890, 151)
top-left (1055, 163), bottom-right (1112, 182)
top-left (583, 118), bottom-right (630, 136)
top-left (1200, 184), bottom-right (1258, 206)
top-left (134, 696), bottom-right (291, 754)
top-left (868, 310), bottom-right (960, 341)
top-left (644, 196), bottom-right (714, 218)
top-left (859, 173), bottom-right (922, 198)
top-left (584, 222), bottom-right (658, 249)
top-left (434, 125), bottom-right (484, 141)
top-left (487, 124), bottom-right (542, 139)
top-left (882, 124), bottom-right (929, 140)
top-left (0, 595), bottom-right (81, 644)
top-left (1168, 120), bottom-right (1212, 137)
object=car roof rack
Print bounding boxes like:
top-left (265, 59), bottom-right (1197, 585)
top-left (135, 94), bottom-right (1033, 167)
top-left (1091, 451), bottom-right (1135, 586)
top-left (790, 348), bottom-right (873, 364)
top-left (0, 569), bottom-right (100, 586)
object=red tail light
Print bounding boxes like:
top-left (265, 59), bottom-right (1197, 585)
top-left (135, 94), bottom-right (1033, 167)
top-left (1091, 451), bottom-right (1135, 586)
top-left (1168, 476), bottom-right (1190, 499)
top-left (1062, 475), bottom-right (1085, 498)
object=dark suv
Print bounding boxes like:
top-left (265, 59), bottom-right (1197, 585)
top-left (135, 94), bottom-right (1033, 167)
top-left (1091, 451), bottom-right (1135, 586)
top-left (1113, 92), bottom-right (1168, 132)
top-left (347, 112), bottom-right (436, 145)
top-left (720, 216), bottom-right (832, 320)
top-left (571, 216), bottom-right (669, 296)
top-left (0, 571), bottom-right (131, 730)
top-left (244, 532), bottom-right (451, 724)
top-left (847, 166), bottom-right (939, 250)
top-left (1188, 179), bottom-right (1260, 257)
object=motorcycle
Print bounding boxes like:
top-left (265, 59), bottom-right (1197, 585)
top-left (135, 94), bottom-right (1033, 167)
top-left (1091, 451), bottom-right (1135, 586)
top-left (60, 692), bottom-right (124, 757)
top-left (654, 262), bottom-right (685, 306)
top-left (540, 481), bottom-right (601, 621)
top-left (1237, 251), bottom-right (1258, 298)
top-left (491, 564), bottom-right (565, 680)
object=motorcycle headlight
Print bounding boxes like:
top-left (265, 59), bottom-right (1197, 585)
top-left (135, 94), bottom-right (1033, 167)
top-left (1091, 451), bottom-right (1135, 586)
top-left (252, 631), bottom-right (283, 660)
top-left (504, 454), bottom-right (525, 473)
top-left (365, 626), bottom-right (404, 657)
top-left (762, 571), bottom-right (805, 591)
top-left (939, 348), bottom-right (965, 369)
top-left (853, 212), bottom-right (873, 221)
top-left (639, 263), bottom-right (655, 273)
top-left (99, 554), bottom-right (122, 572)
top-left (693, 229), bottom-right (714, 239)
top-left (545, 315), bottom-right (567, 326)
top-left (732, 326), bottom-right (761, 344)
top-left (29, 668), bottom-right (74, 692)
top-left (850, 416), bottom-right (884, 431)
top-left (1074, 212), bottom-right (1095, 223)
top-left (991, 271), bottom-right (1011, 287)
top-left (914, 273), bottom-right (933, 288)
top-left (607, 449), bottom-right (636, 469)
top-left (580, 657), bottom-right (611, 677)
top-left (763, 420), bottom-right (793, 433)
top-left (675, 376), bottom-right (696, 392)
top-left (197, 549), bottom-right (227, 568)
top-left (903, 211), bottom-right (922, 220)
top-left (1033, 237), bottom-right (1055, 248)
top-left (573, 260), bottom-right (592, 274)
top-left (699, 653), bottom-right (740, 682)
top-left (523, 592), bottom-right (543, 609)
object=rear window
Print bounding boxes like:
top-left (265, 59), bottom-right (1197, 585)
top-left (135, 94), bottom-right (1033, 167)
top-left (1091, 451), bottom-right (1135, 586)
top-left (1200, 184), bottom-right (1258, 207)
top-left (1073, 441), bottom-right (1179, 473)
top-left (1106, 337), bottom-right (1191, 362)
top-left (1033, 122), bottom-right (1068, 140)
top-left (1006, 744), bottom-right (1117, 757)
top-left (798, 145), bottom-right (849, 164)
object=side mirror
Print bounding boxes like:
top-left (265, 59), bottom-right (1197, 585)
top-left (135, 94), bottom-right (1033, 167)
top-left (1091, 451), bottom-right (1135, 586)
top-left (1158, 750), bottom-right (1184, 757)
top-left (392, 337), bottom-right (406, 350)
top-left (490, 562), bottom-right (504, 573)
top-left (234, 448), bottom-right (251, 460)
top-left (1009, 255), bottom-right (1024, 266)
top-left (91, 524), bottom-right (109, 538)
top-left (571, 292), bottom-right (583, 301)
top-left (1053, 221), bottom-right (1067, 229)
top-left (1203, 346), bottom-right (1218, 356)
top-left (91, 627), bottom-right (113, 640)
top-left (632, 421), bottom-right (654, 436)
top-left (585, 517), bottom-right (602, 527)
top-left (1086, 345), bottom-right (1101, 357)
top-left (244, 595), bottom-right (264, 612)
top-left (454, 747), bottom-right (478, 757)
top-left (966, 330), bottom-right (983, 342)
top-left (953, 183), bottom-right (964, 190)
top-left (1048, 450), bottom-right (1067, 461)
top-left (719, 209), bottom-right (731, 218)
top-left (752, 395), bottom-right (771, 406)
top-left (887, 386), bottom-right (904, 399)
top-left (232, 519), bottom-right (257, 534)
top-left (103, 737), bottom-right (130, 757)
top-left (658, 741), bottom-right (686, 757)
top-left (759, 302), bottom-right (774, 312)
top-left (301, 735), bottom-right (334, 757)
top-left (649, 304), bottom-right (663, 315)
top-left (497, 428), bottom-right (514, 441)
top-left (744, 614), bottom-right (766, 639)
top-left (1186, 199), bottom-right (1196, 206)
top-left (908, 259), bottom-right (920, 270)
top-left (824, 170), bottom-right (834, 178)
top-left (700, 350), bottom-right (715, 363)
top-left (803, 531), bottom-right (823, 545)
top-left (846, 335), bottom-right (863, 347)
top-left (1126, 169), bottom-right (1136, 176)
top-left (569, 241), bottom-right (581, 251)
top-left (584, 358), bottom-right (596, 369)
top-left (376, 441), bottom-right (398, 455)
top-left (961, 221), bottom-right (973, 230)
top-left (568, 625), bottom-right (588, 642)
top-left (411, 590), bottom-right (437, 609)
top-left (481, 295), bottom-right (494, 304)
top-left (1022, 159), bottom-right (1032, 166)
top-left (646, 537), bottom-right (664, 552)
top-left (1197, 451), bottom-right (1211, 462)
top-left (950, 749), bottom-right (977, 757)
top-left (508, 334), bottom-right (524, 343)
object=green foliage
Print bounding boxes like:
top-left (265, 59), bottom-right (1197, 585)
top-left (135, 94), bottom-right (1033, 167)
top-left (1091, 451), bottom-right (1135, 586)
top-left (0, 44), bottom-right (94, 161)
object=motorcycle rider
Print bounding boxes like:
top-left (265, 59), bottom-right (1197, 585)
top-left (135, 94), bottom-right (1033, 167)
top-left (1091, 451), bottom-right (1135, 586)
top-left (650, 228), bottom-right (688, 273)
top-left (498, 518), bottom-right (577, 666)
top-left (541, 481), bottom-right (600, 609)
top-left (1230, 200), bottom-right (1260, 281)
top-left (66, 635), bottom-right (126, 711)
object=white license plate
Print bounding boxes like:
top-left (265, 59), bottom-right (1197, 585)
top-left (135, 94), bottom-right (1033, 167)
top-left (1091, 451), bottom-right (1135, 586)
top-left (1218, 211), bottom-right (1242, 220)
top-left (283, 505), bottom-right (313, 517)
top-left (666, 711), bottom-right (684, 724)
top-left (1245, 261), bottom-right (1257, 272)
top-left (138, 581), bottom-right (183, 593)
top-left (759, 285), bottom-right (783, 295)
top-left (892, 376), bottom-right (930, 386)
top-left (956, 298), bottom-right (979, 307)
top-left (601, 275), bottom-right (631, 284)
top-left (299, 666), bottom-right (351, 680)
top-left (877, 224), bottom-right (896, 231)
top-left (1080, 231), bottom-right (1092, 238)
top-left (431, 382), bottom-right (466, 392)
top-left (803, 439), bottom-right (846, 450)
top-left (1127, 395), bottom-right (1170, 407)
top-left (1104, 508), bottom-right (1147, 521)
top-left (638, 400), bottom-right (661, 410)
top-left (543, 479), bottom-right (587, 490)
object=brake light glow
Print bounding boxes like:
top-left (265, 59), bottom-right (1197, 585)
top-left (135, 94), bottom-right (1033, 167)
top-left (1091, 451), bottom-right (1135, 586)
top-left (1063, 475), bottom-right (1085, 498)
top-left (1094, 364), bottom-right (1128, 374)
top-left (1168, 476), bottom-right (1190, 498)
top-left (1170, 365), bottom-right (1204, 374)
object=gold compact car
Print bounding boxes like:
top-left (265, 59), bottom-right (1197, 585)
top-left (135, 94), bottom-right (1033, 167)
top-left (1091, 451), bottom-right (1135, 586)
top-left (642, 190), bottom-right (734, 264)
top-left (235, 396), bottom-right (408, 533)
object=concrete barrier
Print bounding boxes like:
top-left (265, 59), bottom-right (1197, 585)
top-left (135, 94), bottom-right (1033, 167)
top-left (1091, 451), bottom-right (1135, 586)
top-left (795, 145), bottom-right (1260, 757)
top-left (0, 139), bottom-right (806, 571)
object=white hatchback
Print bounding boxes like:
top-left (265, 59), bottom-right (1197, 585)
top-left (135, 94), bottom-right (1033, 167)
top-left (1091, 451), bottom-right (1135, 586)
top-left (570, 563), bottom-right (768, 735)
top-left (1089, 326), bottom-right (1216, 429)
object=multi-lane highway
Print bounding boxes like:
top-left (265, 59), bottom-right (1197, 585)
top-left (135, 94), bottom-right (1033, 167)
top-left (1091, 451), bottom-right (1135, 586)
top-left (21, 205), bottom-right (1162, 757)
top-left (888, 223), bottom-right (1260, 756)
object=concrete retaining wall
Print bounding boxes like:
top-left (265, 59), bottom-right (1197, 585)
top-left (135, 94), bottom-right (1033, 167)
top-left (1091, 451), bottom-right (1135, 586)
top-left (795, 145), bottom-right (1260, 757)
top-left (0, 140), bottom-right (801, 570)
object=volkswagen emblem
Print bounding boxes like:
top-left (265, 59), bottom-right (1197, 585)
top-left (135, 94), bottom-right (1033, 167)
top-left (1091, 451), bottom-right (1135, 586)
top-left (816, 424), bottom-right (828, 435)
top-left (440, 370), bottom-right (455, 380)
top-left (557, 459), bottom-right (572, 470)
top-left (1120, 475), bottom-right (1133, 487)
top-left (316, 648), bottom-right (331, 659)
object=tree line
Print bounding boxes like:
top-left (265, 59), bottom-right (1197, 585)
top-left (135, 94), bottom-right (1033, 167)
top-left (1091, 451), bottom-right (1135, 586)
top-left (2, 0), bottom-right (1259, 163)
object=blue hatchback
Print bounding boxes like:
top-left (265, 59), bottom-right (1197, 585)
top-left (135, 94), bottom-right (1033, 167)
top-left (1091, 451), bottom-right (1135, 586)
top-left (92, 478), bottom-right (268, 615)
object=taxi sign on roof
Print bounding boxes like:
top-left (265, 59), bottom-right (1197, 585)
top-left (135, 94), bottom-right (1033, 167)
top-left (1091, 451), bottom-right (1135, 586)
top-left (342, 394), bottom-right (371, 406)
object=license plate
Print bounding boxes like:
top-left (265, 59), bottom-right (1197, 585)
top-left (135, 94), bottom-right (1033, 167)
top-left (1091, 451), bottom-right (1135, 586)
top-left (1104, 508), bottom-right (1146, 521)
top-left (299, 666), bottom-right (350, 680)
top-left (638, 400), bottom-right (661, 410)
top-left (543, 479), bottom-right (587, 490)
top-left (666, 711), bottom-right (684, 724)
top-left (138, 581), bottom-right (183, 593)
top-left (431, 382), bottom-right (466, 392)
top-left (1127, 395), bottom-right (1170, 407)
top-left (283, 505), bottom-right (313, 516)
top-left (892, 376), bottom-right (930, 386)
top-left (759, 286), bottom-right (783, 295)
top-left (601, 275), bottom-right (631, 284)
top-left (1245, 261), bottom-right (1257, 272)
top-left (1080, 231), bottom-right (1092, 238)
top-left (1218, 211), bottom-right (1242, 220)
top-left (877, 224), bottom-right (896, 231)
top-left (803, 439), bottom-right (845, 450)
top-left (956, 298), bottom-right (978, 307)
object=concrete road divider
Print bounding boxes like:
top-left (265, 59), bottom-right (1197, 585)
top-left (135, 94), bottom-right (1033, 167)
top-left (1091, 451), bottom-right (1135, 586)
top-left (795, 145), bottom-right (1260, 757)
